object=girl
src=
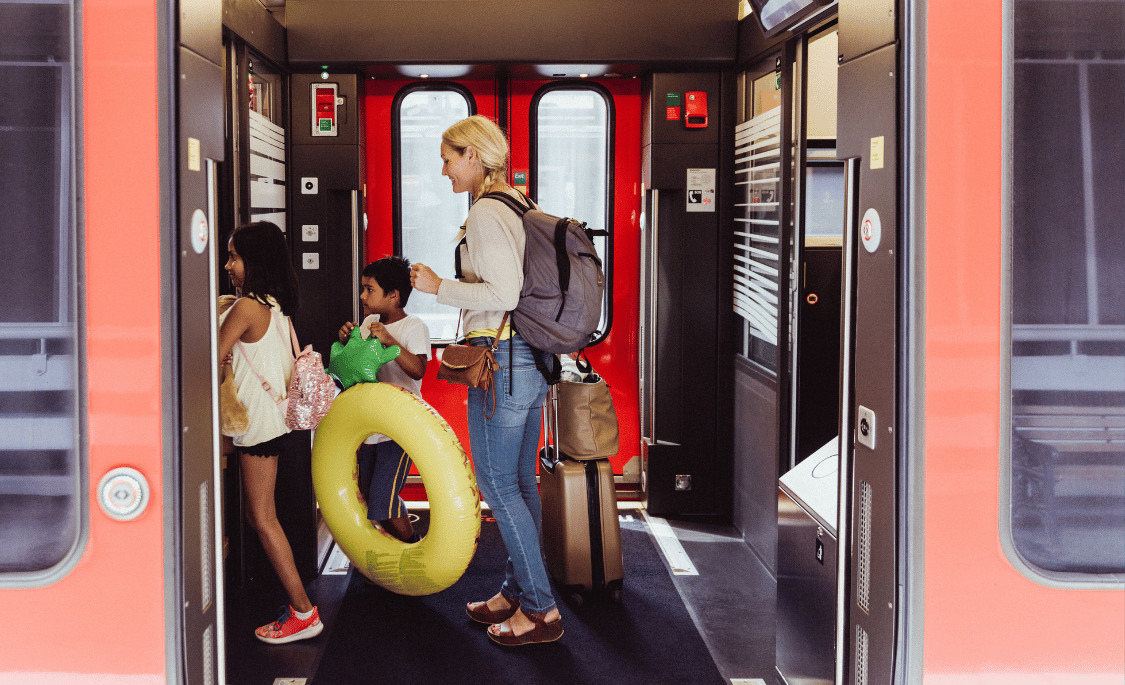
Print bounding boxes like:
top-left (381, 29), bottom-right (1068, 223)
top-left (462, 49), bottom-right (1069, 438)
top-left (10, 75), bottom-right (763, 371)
top-left (410, 115), bottom-right (563, 646)
top-left (218, 221), bottom-right (323, 645)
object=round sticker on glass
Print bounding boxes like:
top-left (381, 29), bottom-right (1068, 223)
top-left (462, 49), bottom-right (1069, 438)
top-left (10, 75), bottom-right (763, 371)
top-left (860, 208), bottom-right (882, 253)
top-left (190, 208), bottom-right (209, 255)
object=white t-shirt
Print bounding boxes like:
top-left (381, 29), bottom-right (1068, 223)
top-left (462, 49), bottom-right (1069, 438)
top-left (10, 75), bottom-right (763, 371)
top-left (358, 313), bottom-right (431, 444)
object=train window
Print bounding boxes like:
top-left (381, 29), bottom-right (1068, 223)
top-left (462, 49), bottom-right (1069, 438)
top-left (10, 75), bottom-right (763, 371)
top-left (734, 66), bottom-right (783, 370)
top-left (0, 0), bottom-right (83, 580)
top-left (531, 84), bottom-right (613, 342)
top-left (394, 85), bottom-right (474, 341)
top-left (1005, 0), bottom-right (1125, 581)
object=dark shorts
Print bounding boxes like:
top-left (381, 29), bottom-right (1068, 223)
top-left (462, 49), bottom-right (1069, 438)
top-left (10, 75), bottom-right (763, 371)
top-left (356, 440), bottom-right (413, 521)
top-left (238, 433), bottom-right (286, 458)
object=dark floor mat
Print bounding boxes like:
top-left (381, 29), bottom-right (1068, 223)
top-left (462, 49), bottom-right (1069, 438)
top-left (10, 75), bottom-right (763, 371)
top-left (310, 516), bottom-right (726, 685)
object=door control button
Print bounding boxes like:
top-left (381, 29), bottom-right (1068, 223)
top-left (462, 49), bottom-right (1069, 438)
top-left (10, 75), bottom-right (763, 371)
top-left (857, 405), bottom-right (877, 450)
top-left (98, 467), bottom-right (150, 521)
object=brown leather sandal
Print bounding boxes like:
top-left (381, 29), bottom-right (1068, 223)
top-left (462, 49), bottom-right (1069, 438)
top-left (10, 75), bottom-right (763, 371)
top-left (466, 595), bottom-right (519, 625)
top-left (487, 610), bottom-right (564, 646)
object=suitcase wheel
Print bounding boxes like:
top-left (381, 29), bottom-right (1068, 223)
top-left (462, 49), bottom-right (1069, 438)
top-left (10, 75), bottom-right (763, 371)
top-left (607, 579), bottom-right (623, 604)
top-left (563, 588), bottom-right (585, 607)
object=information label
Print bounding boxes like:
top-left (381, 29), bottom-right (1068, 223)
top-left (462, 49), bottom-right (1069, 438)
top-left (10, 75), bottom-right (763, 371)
top-left (686, 168), bottom-right (716, 213)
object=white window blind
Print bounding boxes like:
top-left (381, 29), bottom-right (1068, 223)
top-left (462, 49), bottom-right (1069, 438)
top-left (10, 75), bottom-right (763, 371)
top-left (733, 106), bottom-right (782, 348)
top-left (249, 109), bottom-right (286, 231)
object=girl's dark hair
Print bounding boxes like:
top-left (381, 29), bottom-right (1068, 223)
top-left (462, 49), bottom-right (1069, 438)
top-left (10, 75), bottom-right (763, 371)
top-left (229, 221), bottom-right (299, 314)
top-left (362, 255), bottom-right (413, 307)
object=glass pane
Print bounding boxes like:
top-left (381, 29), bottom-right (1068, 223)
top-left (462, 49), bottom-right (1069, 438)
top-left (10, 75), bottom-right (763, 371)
top-left (804, 163), bottom-right (845, 240)
top-left (0, 0), bottom-right (82, 576)
top-left (247, 56), bottom-right (286, 232)
top-left (535, 88), bottom-right (611, 337)
top-left (1008, 0), bottom-right (1125, 577)
top-left (397, 89), bottom-right (471, 341)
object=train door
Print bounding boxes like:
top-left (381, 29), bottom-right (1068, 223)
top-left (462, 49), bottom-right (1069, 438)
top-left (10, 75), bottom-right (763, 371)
top-left (363, 74), bottom-right (641, 483)
top-left (0, 0), bottom-right (172, 680)
top-left (176, 0), bottom-right (226, 683)
top-left (0, 0), bottom-right (225, 681)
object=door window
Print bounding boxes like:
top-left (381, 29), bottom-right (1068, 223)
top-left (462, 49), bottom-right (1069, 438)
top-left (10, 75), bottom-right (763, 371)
top-left (0, 0), bottom-right (83, 582)
top-left (395, 85), bottom-right (473, 341)
top-left (532, 84), bottom-right (613, 341)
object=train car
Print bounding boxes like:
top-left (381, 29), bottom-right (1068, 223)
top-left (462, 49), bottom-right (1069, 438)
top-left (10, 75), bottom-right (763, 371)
top-left (0, 0), bottom-right (1120, 683)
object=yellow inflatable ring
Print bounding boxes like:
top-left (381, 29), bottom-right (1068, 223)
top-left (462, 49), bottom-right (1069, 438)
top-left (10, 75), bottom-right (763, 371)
top-left (311, 383), bottom-right (480, 595)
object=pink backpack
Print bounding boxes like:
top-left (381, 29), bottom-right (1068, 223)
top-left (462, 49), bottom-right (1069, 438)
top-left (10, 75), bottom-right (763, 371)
top-left (238, 311), bottom-right (335, 430)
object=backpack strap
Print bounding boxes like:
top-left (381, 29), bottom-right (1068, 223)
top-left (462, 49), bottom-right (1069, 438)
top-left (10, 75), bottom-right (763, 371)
top-left (453, 224), bottom-right (467, 279)
top-left (481, 190), bottom-right (532, 217)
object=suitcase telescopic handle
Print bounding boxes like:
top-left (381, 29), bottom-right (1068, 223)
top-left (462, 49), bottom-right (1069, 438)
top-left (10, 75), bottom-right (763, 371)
top-left (540, 384), bottom-right (561, 471)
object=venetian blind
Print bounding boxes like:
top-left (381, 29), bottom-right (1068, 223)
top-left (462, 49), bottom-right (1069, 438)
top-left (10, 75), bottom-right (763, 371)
top-left (733, 105), bottom-right (782, 348)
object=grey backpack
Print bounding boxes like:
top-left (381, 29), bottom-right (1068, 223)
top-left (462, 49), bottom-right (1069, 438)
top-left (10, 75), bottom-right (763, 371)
top-left (481, 191), bottom-right (605, 354)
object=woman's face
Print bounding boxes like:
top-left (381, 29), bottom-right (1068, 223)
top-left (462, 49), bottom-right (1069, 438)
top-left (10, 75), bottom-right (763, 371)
top-left (441, 142), bottom-right (481, 195)
top-left (225, 238), bottom-right (245, 289)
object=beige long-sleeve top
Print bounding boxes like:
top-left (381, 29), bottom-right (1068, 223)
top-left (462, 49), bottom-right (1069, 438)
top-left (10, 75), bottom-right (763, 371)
top-left (435, 190), bottom-right (527, 336)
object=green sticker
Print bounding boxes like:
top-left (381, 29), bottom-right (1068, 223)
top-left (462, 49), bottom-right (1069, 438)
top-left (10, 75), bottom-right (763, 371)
top-left (514, 172), bottom-right (527, 185)
top-left (319, 119), bottom-right (332, 131)
top-left (666, 92), bottom-right (682, 107)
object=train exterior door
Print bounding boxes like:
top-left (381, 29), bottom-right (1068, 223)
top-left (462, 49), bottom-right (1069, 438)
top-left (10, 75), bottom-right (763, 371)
top-left (364, 75), bottom-right (641, 483)
top-left (0, 0), bottom-right (223, 681)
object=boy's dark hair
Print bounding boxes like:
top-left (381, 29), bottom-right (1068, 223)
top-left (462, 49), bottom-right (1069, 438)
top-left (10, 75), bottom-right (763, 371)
top-left (362, 256), bottom-right (413, 307)
top-left (229, 221), bottom-right (299, 314)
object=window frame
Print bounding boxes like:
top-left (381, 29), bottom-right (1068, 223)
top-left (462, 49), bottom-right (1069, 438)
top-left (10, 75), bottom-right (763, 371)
top-left (529, 80), bottom-right (615, 347)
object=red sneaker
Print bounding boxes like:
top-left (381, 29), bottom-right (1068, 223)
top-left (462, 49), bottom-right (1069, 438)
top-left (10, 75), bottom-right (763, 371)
top-left (254, 605), bottom-right (323, 644)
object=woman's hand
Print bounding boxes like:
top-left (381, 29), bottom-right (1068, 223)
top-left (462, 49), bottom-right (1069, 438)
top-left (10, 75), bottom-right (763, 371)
top-left (410, 262), bottom-right (442, 295)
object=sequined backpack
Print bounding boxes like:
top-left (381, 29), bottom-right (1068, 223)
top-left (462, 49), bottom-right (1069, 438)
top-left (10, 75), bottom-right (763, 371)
top-left (239, 311), bottom-right (335, 431)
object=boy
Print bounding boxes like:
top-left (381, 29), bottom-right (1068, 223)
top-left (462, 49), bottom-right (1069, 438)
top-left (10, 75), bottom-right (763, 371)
top-left (337, 256), bottom-right (431, 542)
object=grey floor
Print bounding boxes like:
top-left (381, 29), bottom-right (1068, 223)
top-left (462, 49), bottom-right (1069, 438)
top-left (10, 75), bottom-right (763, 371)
top-left (650, 513), bottom-right (777, 684)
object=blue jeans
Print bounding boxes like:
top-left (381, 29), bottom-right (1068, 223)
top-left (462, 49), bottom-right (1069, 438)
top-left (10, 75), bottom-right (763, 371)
top-left (356, 439), bottom-right (411, 521)
top-left (467, 334), bottom-right (554, 614)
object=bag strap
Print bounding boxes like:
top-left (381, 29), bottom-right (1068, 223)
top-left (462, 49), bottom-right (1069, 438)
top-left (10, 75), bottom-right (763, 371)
top-left (234, 309), bottom-right (291, 406)
top-left (236, 342), bottom-right (283, 404)
top-left (286, 314), bottom-right (301, 357)
top-left (492, 311), bottom-right (509, 353)
top-left (481, 190), bottom-right (532, 217)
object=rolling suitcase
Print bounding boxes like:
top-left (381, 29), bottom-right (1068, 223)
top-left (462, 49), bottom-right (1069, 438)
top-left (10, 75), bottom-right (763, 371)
top-left (539, 384), bottom-right (624, 604)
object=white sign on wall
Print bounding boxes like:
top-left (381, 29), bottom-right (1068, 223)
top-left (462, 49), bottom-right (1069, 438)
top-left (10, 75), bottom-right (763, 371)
top-left (686, 168), bottom-right (716, 213)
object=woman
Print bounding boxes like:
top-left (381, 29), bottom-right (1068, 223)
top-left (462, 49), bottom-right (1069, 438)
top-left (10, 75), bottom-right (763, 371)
top-left (410, 115), bottom-right (562, 646)
top-left (219, 221), bottom-right (323, 644)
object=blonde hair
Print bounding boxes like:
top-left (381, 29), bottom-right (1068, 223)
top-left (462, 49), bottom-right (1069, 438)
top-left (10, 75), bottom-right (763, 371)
top-left (442, 115), bottom-right (509, 198)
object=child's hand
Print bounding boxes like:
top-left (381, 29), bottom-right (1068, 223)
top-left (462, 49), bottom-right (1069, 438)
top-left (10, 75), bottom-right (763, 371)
top-left (221, 352), bottom-right (233, 367)
top-left (338, 321), bottom-right (356, 343)
top-left (367, 321), bottom-right (398, 347)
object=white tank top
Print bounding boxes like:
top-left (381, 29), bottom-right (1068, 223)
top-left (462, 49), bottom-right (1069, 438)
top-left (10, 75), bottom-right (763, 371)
top-left (222, 300), bottom-right (294, 447)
